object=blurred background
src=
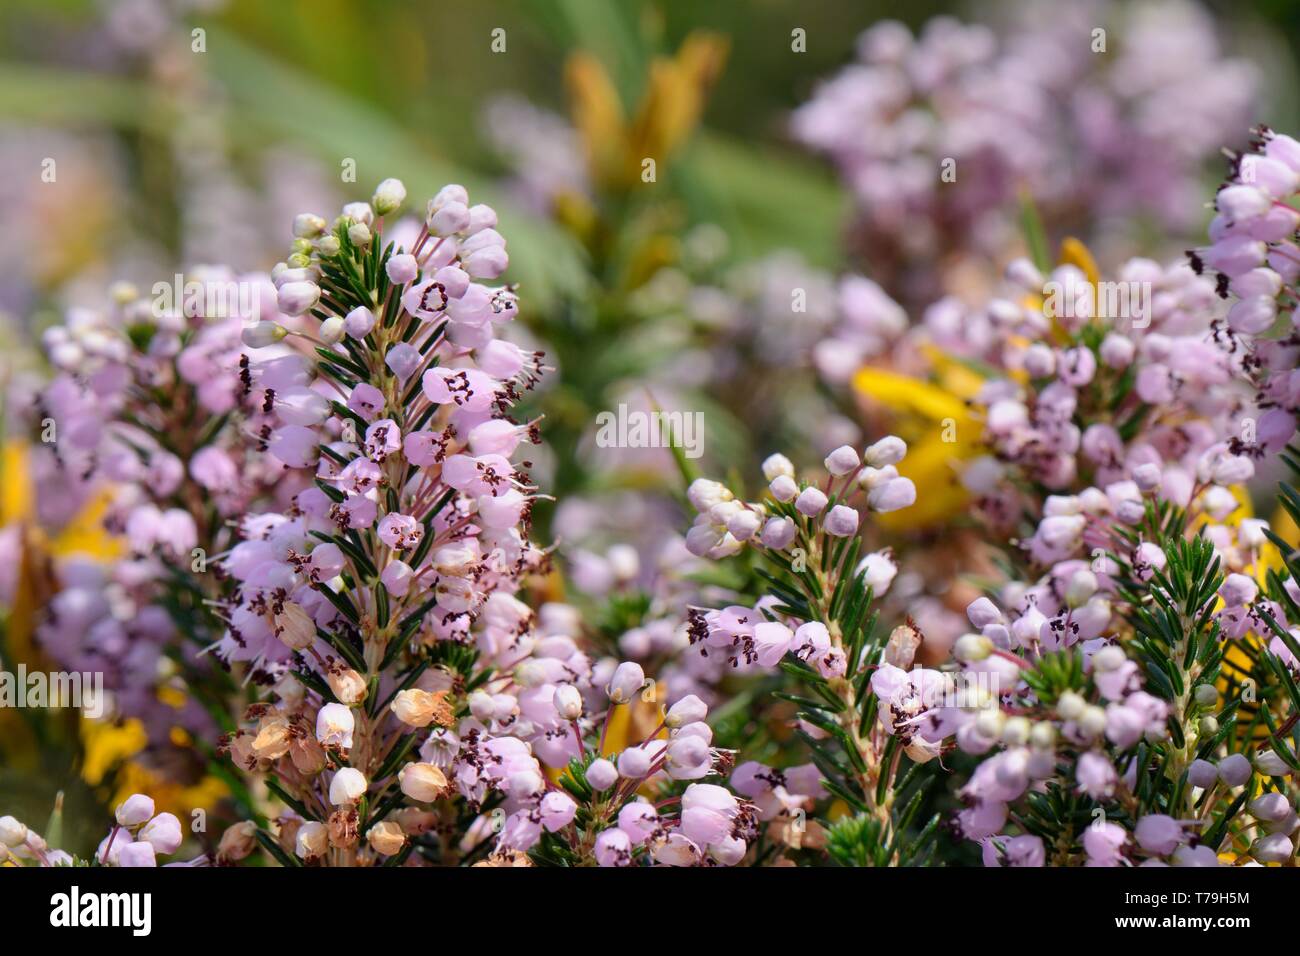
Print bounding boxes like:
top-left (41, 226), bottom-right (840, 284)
top-left (2, 0), bottom-right (1298, 857)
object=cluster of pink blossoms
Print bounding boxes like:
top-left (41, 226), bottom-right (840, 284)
top-left (208, 178), bottom-right (753, 866)
top-left (792, 1), bottom-right (1256, 298)
top-left (15, 272), bottom-right (283, 757)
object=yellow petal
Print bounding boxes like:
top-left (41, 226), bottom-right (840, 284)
top-left (565, 51), bottom-right (628, 187)
top-left (1058, 236), bottom-right (1100, 289)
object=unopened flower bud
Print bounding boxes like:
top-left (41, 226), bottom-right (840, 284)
top-left (368, 821), bottom-right (406, 856)
top-left (1077, 705), bottom-right (1107, 738)
top-left (398, 762), bottom-right (448, 802)
top-left (1056, 691), bottom-right (1085, 721)
top-left (608, 662), bottom-right (645, 704)
top-left (553, 684), bottom-right (583, 721)
top-left (824, 445), bottom-right (860, 476)
top-left (348, 222), bottom-right (372, 247)
top-left (1218, 753), bottom-right (1252, 788)
top-left (293, 213), bottom-right (327, 238)
top-left (864, 436), bottom-right (907, 467)
top-left (1001, 716), bottom-right (1031, 747)
top-left (390, 688), bottom-right (452, 728)
top-left (216, 821), bottom-right (257, 863)
top-left (329, 767), bottom-right (367, 805)
top-left (586, 758), bottom-right (618, 790)
top-left (116, 794), bottom-right (155, 828)
top-left (0, 816), bottom-right (28, 847)
top-left (953, 633), bottom-right (992, 662)
top-left (318, 316), bottom-right (345, 344)
top-left (277, 280), bottom-right (322, 316)
top-left (1065, 570), bottom-right (1097, 607)
top-left (1193, 684), bottom-right (1219, 707)
top-left (1188, 759), bottom-right (1218, 789)
top-left (241, 321), bottom-right (288, 349)
top-left (761, 453), bottom-right (794, 480)
top-left (371, 178), bottom-right (407, 216)
top-left (666, 694), bottom-right (708, 729)
top-left (327, 667), bottom-right (367, 706)
top-left (295, 821), bottom-right (328, 860)
top-left (1251, 832), bottom-right (1294, 864)
top-left (1029, 722), bottom-right (1056, 751)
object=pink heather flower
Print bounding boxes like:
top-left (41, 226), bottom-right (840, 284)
top-left (118, 841), bottom-right (158, 867)
top-left (385, 253), bottom-right (419, 284)
top-left (385, 343), bottom-right (422, 382)
top-left (1219, 573), bottom-right (1258, 608)
top-left (347, 382), bottom-right (386, 419)
top-left (116, 794), bottom-right (155, 827)
top-left (824, 444), bottom-right (861, 476)
top-left (795, 487), bottom-right (828, 516)
top-left (867, 476), bottom-right (915, 513)
top-left (982, 833), bottom-right (1045, 867)
top-left (1083, 821), bottom-right (1128, 867)
top-left (760, 516), bottom-right (797, 550)
top-left (618, 801), bottom-right (659, 844)
top-left (1076, 751), bottom-right (1117, 800)
top-left (377, 513), bottom-right (422, 550)
top-left (586, 758), bottom-right (618, 790)
top-left (594, 827), bottom-right (633, 867)
top-left (769, 475), bottom-right (798, 501)
top-left (824, 504), bottom-right (860, 537)
top-left (344, 305), bottom-right (376, 338)
top-left (539, 792), bottom-right (577, 832)
top-left (364, 419), bottom-right (402, 461)
top-left (380, 560), bottom-right (413, 597)
top-left (1134, 815), bottom-right (1184, 856)
top-left (608, 662), bottom-right (645, 704)
top-left (422, 366), bottom-right (499, 413)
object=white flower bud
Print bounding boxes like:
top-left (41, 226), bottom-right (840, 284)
top-left (295, 821), bottom-right (328, 860)
top-left (1056, 691), bottom-right (1085, 721)
top-left (761, 453), bottom-right (794, 480)
top-left (293, 213), bottom-right (327, 238)
top-left (0, 816), bottom-right (28, 847)
top-left (329, 767), bottom-right (367, 805)
top-left (319, 666), bottom-right (364, 707)
top-left (666, 694), bottom-right (708, 729)
top-left (1064, 570), bottom-right (1097, 607)
top-left (1001, 716), bottom-right (1031, 747)
top-left (116, 794), bottom-right (155, 828)
top-left (398, 762), bottom-right (447, 802)
top-left (1251, 832), bottom-right (1294, 864)
top-left (1091, 645), bottom-right (1126, 672)
top-left (276, 280), bottom-right (322, 316)
top-left (318, 316), bottom-right (345, 344)
top-left (608, 662), bottom-right (645, 704)
top-left (241, 321), bottom-right (288, 349)
top-left (348, 222), bottom-right (372, 247)
top-left (1029, 721), bottom-right (1056, 751)
top-left (864, 436), bottom-right (907, 467)
top-left (1077, 705), bottom-right (1107, 738)
top-left (953, 633), bottom-right (992, 662)
top-left (371, 178), bottom-right (407, 216)
top-left (553, 684), bottom-right (583, 721)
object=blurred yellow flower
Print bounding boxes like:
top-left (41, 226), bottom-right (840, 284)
top-left (566, 33), bottom-right (728, 191)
